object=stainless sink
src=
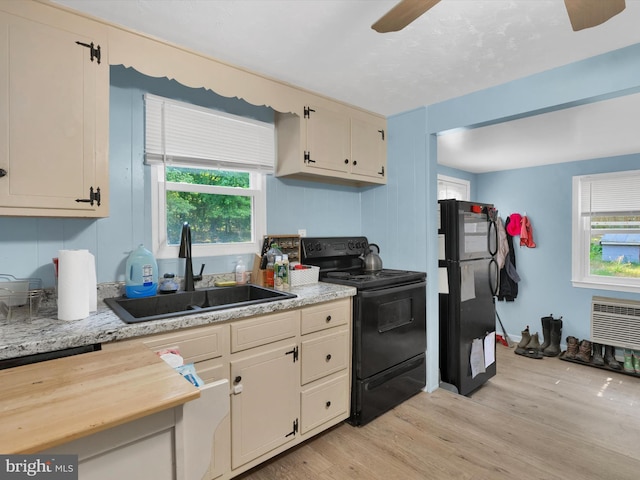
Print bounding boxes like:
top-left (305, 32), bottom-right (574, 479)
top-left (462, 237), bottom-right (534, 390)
top-left (104, 285), bottom-right (296, 324)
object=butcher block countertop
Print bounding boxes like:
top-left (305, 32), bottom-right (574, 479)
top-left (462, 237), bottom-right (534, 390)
top-left (0, 342), bottom-right (199, 454)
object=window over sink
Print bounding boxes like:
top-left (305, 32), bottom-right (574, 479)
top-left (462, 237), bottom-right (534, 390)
top-left (145, 94), bottom-right (273, 259)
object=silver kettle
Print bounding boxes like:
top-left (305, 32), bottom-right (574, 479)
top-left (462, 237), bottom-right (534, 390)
top-left (361, 243), bottom-right (383, 272)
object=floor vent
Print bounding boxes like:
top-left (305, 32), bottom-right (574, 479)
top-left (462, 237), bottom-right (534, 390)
top-left (591, 296), bottom-right (640, 350)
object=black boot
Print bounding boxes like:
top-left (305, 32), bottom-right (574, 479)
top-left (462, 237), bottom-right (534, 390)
top-left (592, 343), bottom-right (605, 366)
top-left (604, 345), bottom-right (622, 370)
top-left (543, 317), bottom-right (562, 357)
top-left (539, 315), bottom-right (553, 352)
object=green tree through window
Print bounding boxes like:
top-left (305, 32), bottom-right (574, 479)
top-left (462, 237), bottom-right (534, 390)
top-left (165, 167), bottom-right (252, 246)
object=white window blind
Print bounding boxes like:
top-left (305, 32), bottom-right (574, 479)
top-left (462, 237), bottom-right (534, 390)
top-left (144, 93), bottom-right (275, 173)
top-left (578, 170), bottom-right (640, 214)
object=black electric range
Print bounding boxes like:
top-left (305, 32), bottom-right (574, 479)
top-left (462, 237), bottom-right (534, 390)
top-left (301, 236), bottom-right (427, 426)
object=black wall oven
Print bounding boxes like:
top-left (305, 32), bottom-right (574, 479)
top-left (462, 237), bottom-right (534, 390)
top-left (301, 237), bottom-right (427, 426)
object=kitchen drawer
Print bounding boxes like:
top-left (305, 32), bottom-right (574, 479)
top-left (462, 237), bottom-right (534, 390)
top-left (231, 310), bottom-right (299, 353)
top-left (142, 324), bottom-right (229, 363)
top-left (300, 298), bottom-right (350, 335)
top-left (300, 373), bottom-right (349, 434)
top-left (195, 359), bottom-right (228, 385)
top-left (300, 328), bottom-right (349, 385)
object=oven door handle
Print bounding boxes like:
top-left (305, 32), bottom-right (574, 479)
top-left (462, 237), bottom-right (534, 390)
top-left (359, 280), bottom-right (426, 297)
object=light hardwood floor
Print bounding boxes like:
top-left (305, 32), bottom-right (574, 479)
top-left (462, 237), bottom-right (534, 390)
top-left (237, 345), bottom-right (640, 479)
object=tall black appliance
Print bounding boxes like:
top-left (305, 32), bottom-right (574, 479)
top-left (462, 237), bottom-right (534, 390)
top-left (438, 200), bottom-right (498, 396)
top-left (300, 236), bottom-right (426, 426)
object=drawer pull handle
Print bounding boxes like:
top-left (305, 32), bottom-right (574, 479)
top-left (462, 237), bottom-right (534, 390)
top-left (326, 354), bottom-right (332, 362)
top-left (325, 401), bottom-right (331, 408)
top-left (326, 315), bottom-right (332, 322)
top-left (234, 376), bottom-right (242, 383)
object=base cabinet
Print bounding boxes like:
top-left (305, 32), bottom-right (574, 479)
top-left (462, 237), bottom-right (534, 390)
top-left (44, 409), bottom-right (178, 480)
top-left (102, 297), bottom-right (352, 480)
top-left (230, 341), bottom-right (300, 469)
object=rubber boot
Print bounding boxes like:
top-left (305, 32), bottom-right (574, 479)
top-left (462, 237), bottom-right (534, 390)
top-left (591, 343), bottom-right (604, 366)
top-left (604, 345), bottom-right (621, 370)
top-left (523, 332), bottom-right (543, 359)
top-left (624, 349), bottom-right (634, 373)
top-left (564, 336), bottom-right (579, 359)
top-left (634, 351), bottom-right (640, 374)
top-left (539, 315), bottom-right (553, 352)
top-left (543, 317), bottom-right (562, 357)
top-left (514, 326), bottom-right (531, 355)
top-left (575, 340), bottom-right (592, 363)
top-left (525, 332), bottom-right (541, 351)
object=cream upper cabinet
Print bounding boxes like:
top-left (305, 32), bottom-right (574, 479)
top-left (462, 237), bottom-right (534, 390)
top-left (0, 3), bottom-right (109, 217)
top-left (276, 105), bottom-right (387, 186)
top-left (304, 105), bottom-right (351, 174)
top-left (351, 115), bottom-right (387, 179)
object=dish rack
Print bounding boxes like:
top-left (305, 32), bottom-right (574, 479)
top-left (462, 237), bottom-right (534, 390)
top-left (0, 274), bottom-right (44, 321)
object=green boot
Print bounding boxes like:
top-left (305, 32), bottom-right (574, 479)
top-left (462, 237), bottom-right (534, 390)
top-left (514, 326), bottom-right (531, 355)
top-left (633, 351), bottom-right (640, 374)
top-left (624, 349), bottom-right (635, 373)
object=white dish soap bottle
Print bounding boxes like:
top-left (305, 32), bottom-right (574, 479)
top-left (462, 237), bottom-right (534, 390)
top-left (235, 257), bottom-right (247, 285)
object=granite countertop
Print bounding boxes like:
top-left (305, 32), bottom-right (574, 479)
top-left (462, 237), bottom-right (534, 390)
top-left (0, 282), bottom-right (356, 361)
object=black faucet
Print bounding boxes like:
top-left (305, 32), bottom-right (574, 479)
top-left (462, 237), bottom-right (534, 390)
top-left (178, 222), bottom-right (204, 291)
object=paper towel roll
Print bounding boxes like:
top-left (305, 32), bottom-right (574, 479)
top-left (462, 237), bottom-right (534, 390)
top-left (57, 250), bottom-right (97, 321)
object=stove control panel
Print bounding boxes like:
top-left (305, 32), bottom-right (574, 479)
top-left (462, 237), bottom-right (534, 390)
top-left (301, 236), bottom-right (369, 259)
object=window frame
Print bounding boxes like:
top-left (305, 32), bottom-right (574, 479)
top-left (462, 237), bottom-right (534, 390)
top-left (437, 174), bottom-right (470, 201)
top-left (145, 93), bottom-right (273, 260)
top-left (572, 169), bottom-right (640, 293)
top-left (151, 164), bottom-right (266, 259)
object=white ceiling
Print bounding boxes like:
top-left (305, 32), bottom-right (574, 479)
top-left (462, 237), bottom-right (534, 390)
top-left (438, 92), bottom-right (640, 173)
top-left (52, 0), bottom-right (640, 172)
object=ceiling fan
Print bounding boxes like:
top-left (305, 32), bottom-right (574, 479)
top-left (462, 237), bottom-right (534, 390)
top-left (371, 0), bottom-right (626, 33)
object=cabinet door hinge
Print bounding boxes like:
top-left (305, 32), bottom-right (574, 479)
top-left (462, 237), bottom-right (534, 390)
top-left (75, 41), bottom-right (101, 64)
top-left (378, 129), bottom-right (385, 141)
top-left (378, 166), bottom-right (385, 177)
top-left (285, 346), bottom-right (299, 362)
top-left (304, 151), bottom-right (315, 164)
top-left (303, 106), bottom-right (315, 119)
top-left (75, 186), bottom-right (101, 207)
top-left (285, 418), bottom-right (299, 438)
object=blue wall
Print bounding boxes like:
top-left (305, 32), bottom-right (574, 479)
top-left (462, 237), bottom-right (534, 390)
top-left (359, 43), bottom-right (640, 389)
top-left (476, 154), bottom-right (640, 342)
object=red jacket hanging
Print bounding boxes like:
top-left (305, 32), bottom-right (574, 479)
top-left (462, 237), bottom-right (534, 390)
top-left (520, 216), bottom-right (536, 248)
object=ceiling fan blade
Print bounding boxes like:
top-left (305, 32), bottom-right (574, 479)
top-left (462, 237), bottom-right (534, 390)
top-left (372, 0), bottom-right (442, 33)
top-left (564, 0), bottom-right (625, 31)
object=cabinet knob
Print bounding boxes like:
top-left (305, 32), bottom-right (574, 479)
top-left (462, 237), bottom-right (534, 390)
top-left (0, 168), bottom-right (6, 178)
top-left (344, 159), bottom-right (349, 164)
top-left (234, 376), bottom-right (242, 383)
top-left (326, 315), bottom-right (332, 322)
top-left (326, 354), bottom-right (332, 362)
top-left (352, 160), bottom-right (357, 166)
top-left (325, 401), bottom-right (331, 408)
